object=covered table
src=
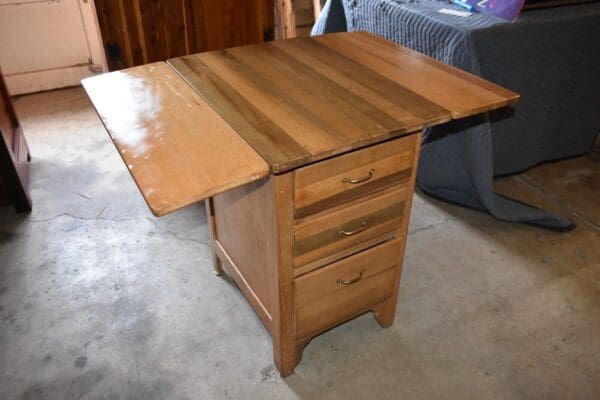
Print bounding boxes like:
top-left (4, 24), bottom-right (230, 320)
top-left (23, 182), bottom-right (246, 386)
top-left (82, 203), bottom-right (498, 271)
top-left (313, 0), bottom-right (600, 230)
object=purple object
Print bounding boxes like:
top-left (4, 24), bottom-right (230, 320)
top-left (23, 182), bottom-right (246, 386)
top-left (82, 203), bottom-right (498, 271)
top-left (464, 0), bottom-right (526, 21)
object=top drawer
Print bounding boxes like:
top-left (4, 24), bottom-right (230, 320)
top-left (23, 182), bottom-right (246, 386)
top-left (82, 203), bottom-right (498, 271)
top-left (294, 134), bottom-right (418, 218)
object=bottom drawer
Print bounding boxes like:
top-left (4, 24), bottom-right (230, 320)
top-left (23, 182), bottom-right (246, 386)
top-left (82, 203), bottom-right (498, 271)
top-left (294, 238), bottom-right (402, 338)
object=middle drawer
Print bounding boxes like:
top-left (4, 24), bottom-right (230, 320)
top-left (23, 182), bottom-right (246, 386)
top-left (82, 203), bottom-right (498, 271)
top-left (293, 187), bottom-right (406, 270)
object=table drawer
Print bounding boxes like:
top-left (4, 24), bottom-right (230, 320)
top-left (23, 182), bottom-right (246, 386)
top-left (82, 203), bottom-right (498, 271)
top-left (294, 134), bottom-right (417, 218)
top-left (294, 238), bottom-right (401, 339)
top-left (293, 187), bottom-right (406, 269)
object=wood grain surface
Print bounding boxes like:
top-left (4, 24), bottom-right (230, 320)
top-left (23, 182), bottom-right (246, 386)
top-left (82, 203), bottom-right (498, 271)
top-left (169, 31), bottom-right (518, 172)
top-left (82, 62), bottom-right (269, 217)
top-left (294, 134), bottom-right (416, 217)
top-left (294, 238), bottom-right (402, 339)
top-left (95, 0), bottom-right (274, 71)
top-left (293, 187), bottom-right (406, 267)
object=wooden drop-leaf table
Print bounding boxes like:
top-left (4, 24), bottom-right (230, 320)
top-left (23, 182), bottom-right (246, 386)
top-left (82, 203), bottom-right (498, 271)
top-left (83, 32), bottom-right (518, 377)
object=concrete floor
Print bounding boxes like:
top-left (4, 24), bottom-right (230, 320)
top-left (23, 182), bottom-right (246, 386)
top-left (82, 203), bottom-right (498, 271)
top-left (0, 87), bottom-right (598, 400)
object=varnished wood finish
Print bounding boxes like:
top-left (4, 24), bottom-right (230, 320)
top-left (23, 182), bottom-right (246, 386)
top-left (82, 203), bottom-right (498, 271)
top-left (206, 172), bottom-right (302, 377)
top-left (203, 134), bottom-right (424, 376)
top-left (212, 177), bottom-right (278, 321)
top-left (0, 67), bottom-right (31, 212)
top-left (169, 31), bottom-right (517, 172)
top-left (95, 0), bottom-right (275, 71)
top-left (204, 198), bottom-right (222, 275)
top-left (82, 62), bottom-right (269, 217)
top-left (295, 134), bottom-right (416, 217)
top-left (293, 188), bottom-right (406, 268)
top-left (85, 32), bottom-right (519, 377)
top-left (315, 32), bottom-right (520, 119)
top-left (270, 173), bottom-right (301, 377)
top-left (294, 238), bottom-right (402, 339)
top-left (214, 239), bottom-right (272, 331)
top-left (372, 131), bottom-right (423, 328)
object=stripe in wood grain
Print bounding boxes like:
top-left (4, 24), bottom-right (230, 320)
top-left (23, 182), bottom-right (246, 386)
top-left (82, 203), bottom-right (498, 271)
top-left (168, 57), bottom-right (311, 169)
top-left (197, 49), bottom-right (349, 153)
top-left (295, 169), bottom-right (411, 218)
top-left (294, 201), bottom-right (405, 263)
top-left (271, 37), bottom-right (452, 127)
top-left (228, 44), bottom-right (405, 139)
top-left (169, 32), bottom-right (518, 172)
top-left (354, 31), bottom-right (519, 102)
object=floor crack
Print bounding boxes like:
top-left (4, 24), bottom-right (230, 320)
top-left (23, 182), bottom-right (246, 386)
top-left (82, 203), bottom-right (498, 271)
top-left (26, 213), bottom-right (211, 247)
top-left (28, 213), bottom-right (140, 223)
top-left (144, 218), bottom-right (210, 248)
top-left (409, 217), bottom-right (453, 235)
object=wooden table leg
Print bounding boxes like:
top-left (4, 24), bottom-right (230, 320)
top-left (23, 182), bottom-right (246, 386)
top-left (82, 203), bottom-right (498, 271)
top-left (205, 198), bottom-right (223, 276)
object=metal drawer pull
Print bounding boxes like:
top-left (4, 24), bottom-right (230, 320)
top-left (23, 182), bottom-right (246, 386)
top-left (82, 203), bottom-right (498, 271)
top-left (338, 221), bottom-right (367, 236)
top-left (342, 169), bottom-right (374, 184)
top-left (337, 270), bottom-right (365, 286)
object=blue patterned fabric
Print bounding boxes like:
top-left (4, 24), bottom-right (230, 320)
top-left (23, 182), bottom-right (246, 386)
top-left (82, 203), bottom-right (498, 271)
top-left (313, 0), bottom-right (600, 230)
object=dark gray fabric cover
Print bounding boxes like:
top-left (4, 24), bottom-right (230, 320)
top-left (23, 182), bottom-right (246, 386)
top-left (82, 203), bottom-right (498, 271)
top-left (312, 0), bottom-right (600, 230)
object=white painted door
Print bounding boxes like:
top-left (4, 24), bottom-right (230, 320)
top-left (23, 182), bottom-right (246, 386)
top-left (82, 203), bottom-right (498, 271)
top-left (0, 0), bottom-right (107, 95)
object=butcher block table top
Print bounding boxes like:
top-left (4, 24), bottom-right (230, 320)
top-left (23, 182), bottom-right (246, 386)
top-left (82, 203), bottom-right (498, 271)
top-left (83, 31), bottom-right (518, 217)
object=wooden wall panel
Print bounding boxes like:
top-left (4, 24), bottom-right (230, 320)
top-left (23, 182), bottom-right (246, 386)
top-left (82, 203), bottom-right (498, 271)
top-left (96, 0), bottom-right (274, 71)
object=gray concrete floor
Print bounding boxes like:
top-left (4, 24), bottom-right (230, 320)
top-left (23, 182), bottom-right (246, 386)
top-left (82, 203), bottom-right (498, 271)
top-left (0, 87), bottom-right (598, 400)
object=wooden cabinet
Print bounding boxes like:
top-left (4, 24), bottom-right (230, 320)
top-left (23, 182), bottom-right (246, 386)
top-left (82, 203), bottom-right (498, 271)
top-left (0, 68), bottom-right (31, 213)
top-left (207, 132), bottom-right (421, 375)
top-left (95, 0), bottom-right (275, 71)
top-left (83, 32), bottom-right (518, 376)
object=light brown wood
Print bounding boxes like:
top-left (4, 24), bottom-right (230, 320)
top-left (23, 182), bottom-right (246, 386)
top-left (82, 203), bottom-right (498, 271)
top-left (204, 198), bottom-right (222, 275)
top-left (315, 32), bottom-right (520, 119)
top-left (270, 172), bottom-right (302, 377)
top-left (84, 33), bottom-right (519, 378)
top-left (214, 239), bottom-right (272, 331)
top-left (201, 134), bottom-right (424, 376)
top-left (206, 172), bottom-right (302, 377)
top-left (82, 62), bottom-right (269, 216)
top-left (293, 231), bottom-right (399, 277)
top-left (293, 187), bottom-right (406, 268)
top-left (169, 32), bottom-right (517, 172)
top-left (373, 131), bottom-right (423, 328)
top-left (275, 0), bottom-right (296, 39)
top-left (295, 134), bottom-right (417, 217)
top-left (211, 177), bottom-right (277, 319)
top-left (294, 238), bottom-right (402, 339)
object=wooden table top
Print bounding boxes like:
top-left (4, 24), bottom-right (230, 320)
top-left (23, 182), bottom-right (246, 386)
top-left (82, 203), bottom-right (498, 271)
top-left (82, 63), bottom-right (269, 216)
top-left (84, 32), bottom-right (518, 217)
top-left (169, 31), bottom-right (519, 173)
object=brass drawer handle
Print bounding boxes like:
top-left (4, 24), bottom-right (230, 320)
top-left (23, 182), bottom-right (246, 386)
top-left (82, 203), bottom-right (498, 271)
top-left (338, 221), bottom-right (367, 236)
top-left (337, 270), bottom-right (365, 286)
top-left (342, 169), bottom-right (374, 184)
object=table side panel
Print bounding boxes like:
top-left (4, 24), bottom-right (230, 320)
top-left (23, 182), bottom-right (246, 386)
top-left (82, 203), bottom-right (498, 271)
top-left (212, 176), bottom-right (278, 320)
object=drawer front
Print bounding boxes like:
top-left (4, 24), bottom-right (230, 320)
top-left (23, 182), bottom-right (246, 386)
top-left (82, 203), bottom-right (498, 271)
top-left (294, 134), bottom-right (417, 218)
top-left (293, 188), bottom-right (406, 268)
top-left (294, 238), bottom-right (402, 338)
